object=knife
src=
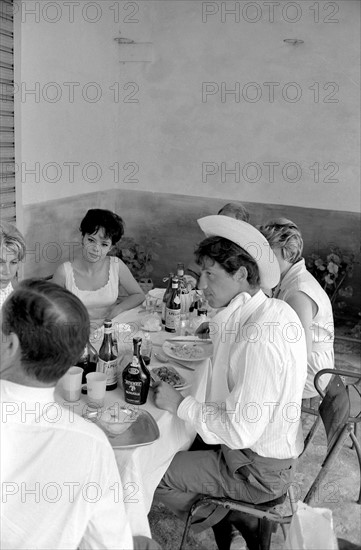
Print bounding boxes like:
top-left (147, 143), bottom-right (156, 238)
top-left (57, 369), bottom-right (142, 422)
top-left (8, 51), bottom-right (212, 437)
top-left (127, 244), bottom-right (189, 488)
top-left (165, 338), bottom-right (212, 345)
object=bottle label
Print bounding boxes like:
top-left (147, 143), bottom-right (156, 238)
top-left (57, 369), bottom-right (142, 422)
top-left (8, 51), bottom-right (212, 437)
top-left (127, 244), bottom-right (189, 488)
top-left (123, 379), bottom-right (143, 403)
top-left (165, 308), bottom-right (181, 331)
top-left (97, 358), bottom-right (117, 386)
top-left (128, 367), bottom-right (139, 375)
top-left (173, 295), bottom-right (181, 305)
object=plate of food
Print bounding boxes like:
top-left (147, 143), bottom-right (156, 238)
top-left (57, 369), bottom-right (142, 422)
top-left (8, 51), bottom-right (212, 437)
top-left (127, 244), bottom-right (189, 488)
top-left (83, 405), bottom-right (160, 449)
top-left (151, 365), bottom-right (189, 390)
top-left (162, 337), bottom-right (213, 362)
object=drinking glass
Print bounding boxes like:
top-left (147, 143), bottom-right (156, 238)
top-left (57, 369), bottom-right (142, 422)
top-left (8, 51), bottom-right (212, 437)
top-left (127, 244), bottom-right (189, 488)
top-left (62, 366), bottom-right (83, 402)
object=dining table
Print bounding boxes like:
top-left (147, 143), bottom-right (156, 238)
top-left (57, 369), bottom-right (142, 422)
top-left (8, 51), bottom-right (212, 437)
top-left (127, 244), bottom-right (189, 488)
top-left (55, 299), bottom-right (213, 538)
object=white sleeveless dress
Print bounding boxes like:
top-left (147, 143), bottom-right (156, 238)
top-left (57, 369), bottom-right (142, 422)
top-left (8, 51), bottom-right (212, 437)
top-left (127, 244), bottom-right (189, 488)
top-left (63, 257), bottom-right (120, 325)
top-left (273, 258), bottom-right (334, 398)
top-left (0, 282), bottom-right (14, 309)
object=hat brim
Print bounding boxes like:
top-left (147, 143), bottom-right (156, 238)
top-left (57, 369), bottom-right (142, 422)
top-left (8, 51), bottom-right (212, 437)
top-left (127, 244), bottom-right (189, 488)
top-left (197, 215), bottom-right (280, 290)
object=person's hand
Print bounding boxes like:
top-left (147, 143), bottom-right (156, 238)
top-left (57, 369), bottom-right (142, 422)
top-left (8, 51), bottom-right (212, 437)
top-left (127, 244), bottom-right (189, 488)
top-left (153, 381), bottom-right (184, 415)
top-left (195, 321), bottom-right (211, 340)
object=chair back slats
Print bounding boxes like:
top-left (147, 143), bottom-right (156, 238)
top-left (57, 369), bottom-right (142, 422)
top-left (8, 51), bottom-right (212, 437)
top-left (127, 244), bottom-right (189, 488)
top-left (319, 375), bottom-right (350, 453)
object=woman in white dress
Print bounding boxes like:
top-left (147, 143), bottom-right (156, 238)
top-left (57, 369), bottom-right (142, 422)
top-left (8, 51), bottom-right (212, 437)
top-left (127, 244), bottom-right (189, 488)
top-left (259, 218), bottom-right (334, 398)
top-left (53, 209), bottom-right (144, 327)
top-left (0, 221), bottom-right (26, 309)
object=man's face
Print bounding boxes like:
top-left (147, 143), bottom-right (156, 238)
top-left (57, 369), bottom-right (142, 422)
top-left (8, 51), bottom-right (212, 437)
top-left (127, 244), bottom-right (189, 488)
top-left (197, 257), bottom-right (244, 308)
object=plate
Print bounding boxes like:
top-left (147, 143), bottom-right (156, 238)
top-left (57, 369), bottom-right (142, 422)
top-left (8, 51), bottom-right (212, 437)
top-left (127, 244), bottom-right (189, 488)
top-left (162, 338), bottom-right (213, 362)
top-left (151, 365), bottom-right (190, 390)
top-left (141, 288), bottom-right (165, 311)
top-left (83, 407), bottom-right (160, 449)
top-left (90, 323), bottom-right (132, 344)
top-left (149, 288), bottom-right (165, 300)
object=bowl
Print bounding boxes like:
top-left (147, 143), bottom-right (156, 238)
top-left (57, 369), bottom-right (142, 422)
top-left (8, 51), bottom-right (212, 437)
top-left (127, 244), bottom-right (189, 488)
top-left (98, 405), bottom-right (138, 435)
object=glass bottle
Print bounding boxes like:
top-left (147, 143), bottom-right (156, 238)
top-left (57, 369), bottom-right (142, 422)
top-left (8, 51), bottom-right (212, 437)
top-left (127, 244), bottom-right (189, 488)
top-left (96, 319), bottom-right (118, 391)
top-left (76, 340), bottom-right (98, 385)
top-left (165, 276), bottom-right (181, 333)
top-left (122, 337), bottom-right (151, 405)
top-left (176, 262), bottom-right (186, 289)
top-left (161, 272), bottom-right (174, 325)
top-left (141, 332), bottom-right (152, 366)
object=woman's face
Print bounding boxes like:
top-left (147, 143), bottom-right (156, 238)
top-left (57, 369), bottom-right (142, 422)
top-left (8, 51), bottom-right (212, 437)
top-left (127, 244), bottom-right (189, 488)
top-left (82, 228), bottom-right (112, 263)
top-left (0, 245), bottom-right (20, 289)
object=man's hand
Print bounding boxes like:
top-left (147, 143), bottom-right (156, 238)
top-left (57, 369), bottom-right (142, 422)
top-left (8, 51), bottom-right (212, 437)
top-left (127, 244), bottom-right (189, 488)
top-left (153, 381), bottom-right (184, 415)
top-left (195, 321), bottom-right (210, 340)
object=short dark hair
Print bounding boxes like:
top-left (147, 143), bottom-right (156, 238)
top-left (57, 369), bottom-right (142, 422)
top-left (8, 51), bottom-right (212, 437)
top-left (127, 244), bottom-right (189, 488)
top-left (80, 209), bottom-right (124, 245)
top-left (2, 279), bottom-right (90, 383)
top-left (218, 202), bottom-right (250, 223)
top-left (195, 236), bottom-right (260, 287)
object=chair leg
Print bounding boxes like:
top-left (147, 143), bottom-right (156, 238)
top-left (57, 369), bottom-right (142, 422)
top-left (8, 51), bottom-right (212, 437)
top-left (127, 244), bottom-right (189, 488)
top-left (211, 514), bottom-right (233, 550)
top-left (349, 430), bottom-right (361, 505)
top-left (304, 425), bottom-right (352, 505)
top-left (228, 511), bottom-right (275, 550)
top-left (303, 414), bottom-right (322, 452)
top-left (179, 500), bottom-right (208, 550)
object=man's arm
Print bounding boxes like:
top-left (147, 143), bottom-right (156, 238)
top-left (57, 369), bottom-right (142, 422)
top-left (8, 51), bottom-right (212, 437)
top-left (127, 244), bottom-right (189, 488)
top-left (177, 341), bottom-right (283, 449)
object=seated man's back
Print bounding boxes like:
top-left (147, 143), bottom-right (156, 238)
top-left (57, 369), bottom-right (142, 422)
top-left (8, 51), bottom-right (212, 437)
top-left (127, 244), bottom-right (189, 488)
top-left (1, 382), bottom-right (133, 550)
top-left (0, 279), bottom-right (133, 550)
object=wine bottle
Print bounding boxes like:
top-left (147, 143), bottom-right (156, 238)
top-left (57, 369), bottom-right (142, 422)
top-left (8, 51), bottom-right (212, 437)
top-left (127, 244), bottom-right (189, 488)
top-left (165, 276), bottom-right (181, 333)
top-left (161, 272), bottom-right (174, 325)
top-left (76, 340), bottom-right (98, 385)
top-left (96, 319), bottom-right (118, 391)
top-left (122, 337), bottom-right (151, 405)
top-left (176, 262), bottom-right (186, 290)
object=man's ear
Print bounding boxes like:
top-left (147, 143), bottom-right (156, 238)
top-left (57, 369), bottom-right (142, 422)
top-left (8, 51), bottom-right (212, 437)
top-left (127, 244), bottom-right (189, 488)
top-left (235, 266), bottom-right (248, 282)
top-left (2, 331), bottom-right (20, 361)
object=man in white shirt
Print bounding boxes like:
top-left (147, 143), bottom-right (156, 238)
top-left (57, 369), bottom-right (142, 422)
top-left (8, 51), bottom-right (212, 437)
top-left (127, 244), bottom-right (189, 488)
top-left (0, 279), bottom-right (138, 550)
top-left (154, 216), bottom-right (307, 549)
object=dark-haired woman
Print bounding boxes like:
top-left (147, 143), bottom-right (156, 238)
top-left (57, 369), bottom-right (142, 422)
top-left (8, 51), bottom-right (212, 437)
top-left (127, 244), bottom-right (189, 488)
top-left (53, 209), bottom-right (144, 324)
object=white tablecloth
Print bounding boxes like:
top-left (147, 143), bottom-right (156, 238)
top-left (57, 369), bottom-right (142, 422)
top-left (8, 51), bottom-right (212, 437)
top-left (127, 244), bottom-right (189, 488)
top-left (56, 306), bottom-right (211, 537)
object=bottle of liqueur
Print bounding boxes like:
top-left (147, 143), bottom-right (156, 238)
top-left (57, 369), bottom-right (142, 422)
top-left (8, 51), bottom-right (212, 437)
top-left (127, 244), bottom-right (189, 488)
top-left (77, 340), bottom-right (98, 385)
top-left (197, 299), bottom-right (208, 317)
top-left (161, 272), bottom-right (174, 325)
top-left (165, 276), bottom-right (181, 333)
top-left (122, 337), bottom-right (150, 405)
top-left (96, 319), bottom-right (118, 391)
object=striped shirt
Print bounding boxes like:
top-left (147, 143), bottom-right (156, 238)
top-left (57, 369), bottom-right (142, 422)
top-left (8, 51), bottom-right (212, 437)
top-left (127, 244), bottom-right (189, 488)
top-left (177, 290), bottom-right (307, 459)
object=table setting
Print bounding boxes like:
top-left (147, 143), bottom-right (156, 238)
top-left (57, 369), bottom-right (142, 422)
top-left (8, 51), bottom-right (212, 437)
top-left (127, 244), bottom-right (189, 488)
top-left (54, 288), bottom-right (214, 537)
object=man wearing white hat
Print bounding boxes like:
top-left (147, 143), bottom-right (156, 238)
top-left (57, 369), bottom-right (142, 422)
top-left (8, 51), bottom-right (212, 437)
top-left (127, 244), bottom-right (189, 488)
top-left (154, 216), bottom-right (307, 549)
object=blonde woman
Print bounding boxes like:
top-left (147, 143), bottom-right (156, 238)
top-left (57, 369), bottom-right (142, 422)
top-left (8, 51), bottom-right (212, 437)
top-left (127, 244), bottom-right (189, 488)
top-left (0, 221), bottom-right (26, 308)
top-left (259, 218), bottom-right (334, 397)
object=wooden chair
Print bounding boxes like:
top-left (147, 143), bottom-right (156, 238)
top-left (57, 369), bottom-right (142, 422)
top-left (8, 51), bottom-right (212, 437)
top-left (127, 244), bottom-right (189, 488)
top-left (180, 369), bottom-right (361, 550)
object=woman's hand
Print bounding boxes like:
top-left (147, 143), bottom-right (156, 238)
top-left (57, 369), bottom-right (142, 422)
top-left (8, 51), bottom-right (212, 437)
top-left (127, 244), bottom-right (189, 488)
top-left (153, 381), bottom-right (184, 415)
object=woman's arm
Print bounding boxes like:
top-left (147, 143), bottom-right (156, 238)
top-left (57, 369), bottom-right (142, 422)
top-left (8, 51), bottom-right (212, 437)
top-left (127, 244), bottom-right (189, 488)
top-left (107, 260), bottom-right (145, 318)
top-left (286, 291), bottom-right (316, 362)
top-left (52, 263), bottom-right (67, 288)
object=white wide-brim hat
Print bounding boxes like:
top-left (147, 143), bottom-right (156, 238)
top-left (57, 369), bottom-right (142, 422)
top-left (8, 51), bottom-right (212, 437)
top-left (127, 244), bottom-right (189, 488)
top-left (197, 215), bottom-right (280, 289)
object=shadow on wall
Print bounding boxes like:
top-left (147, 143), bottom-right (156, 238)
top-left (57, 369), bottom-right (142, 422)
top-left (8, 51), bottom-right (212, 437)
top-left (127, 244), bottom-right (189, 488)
top-left (23, 189), bottom-right (361, 316)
